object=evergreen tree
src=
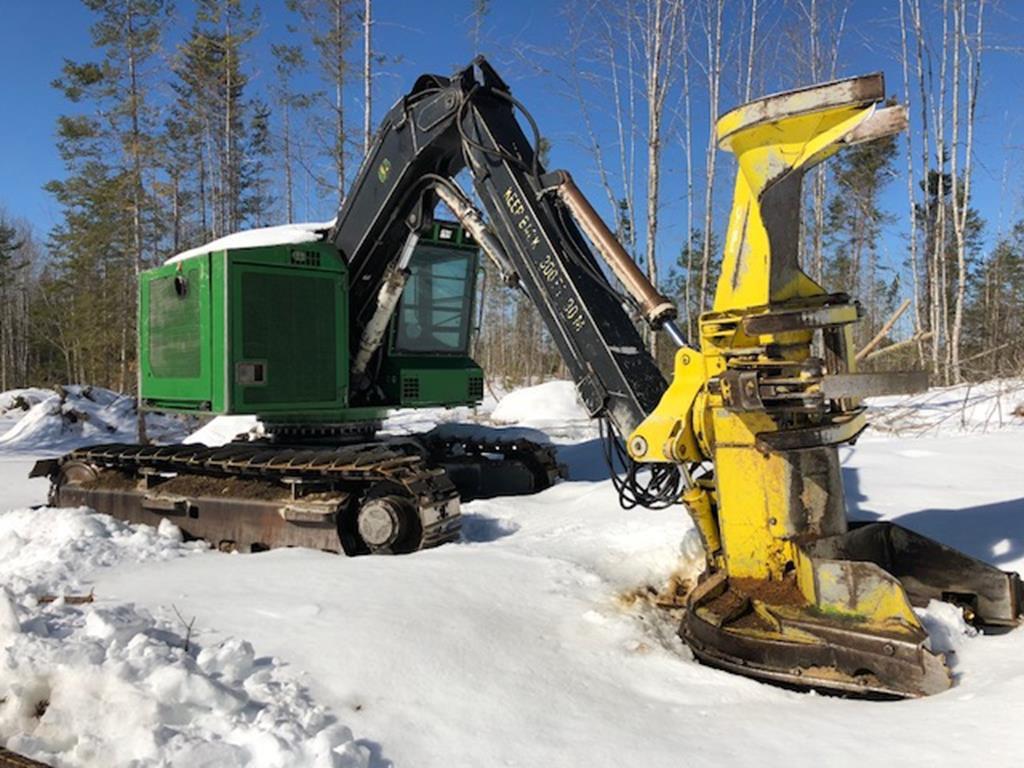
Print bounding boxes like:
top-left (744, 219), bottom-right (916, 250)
top-left (962, 221), bottom-right (1024, 377)
top-left (0, 217), bottom-right (24, 277)
top-left (0, 215), bottom-right (27, 390)
top-left (666, 228), bottom-right (719, 338)
top-left (822, 132), bottom-right (899, 346)
top-left (47, 0), bottom-right (170, 391)
top-left (175, 0), bottom-right (259, 237)
top-left (914, 167), bottom-right (985, 376)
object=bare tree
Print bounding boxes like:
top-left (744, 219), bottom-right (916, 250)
top-left (929, 0), bottom-right (950, 380)
top-left (363, 0), bottom-right (373, 154)
top-left (680, 7), bottom-right (696, 337)
top-left (899, 0), bottom-right (923, 343)
top-left (699, 0), bottom-right (724, 312)
top-left (289, 0), bottom-right (355, 208)
top-left (639, 0), bottom-right (685, 357)
top-left (744, 0), bottom-right (758, 101)
top-left (792, 0), bottom-right (847, 283)
top-left (949, 0), bottom-right (985, 381)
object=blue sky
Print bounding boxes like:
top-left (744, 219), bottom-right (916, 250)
top-left (2, 0), bottom-right (1023, 285)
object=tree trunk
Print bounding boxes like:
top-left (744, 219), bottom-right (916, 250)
top-left (699, 0), bottom-right (723, 312)
top-left (126, 0), bottom-right (147, 438)
top-left (363, 0), bottom-right (372, 155)
top-left (899, 0), bottom-right (923, 342)
top-left (335, 0), bottom-right (346, 207)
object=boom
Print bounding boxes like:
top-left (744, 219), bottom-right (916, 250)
top-left (329, 58), bottom-right (677, 438)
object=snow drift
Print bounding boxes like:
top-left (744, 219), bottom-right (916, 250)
top-left (0, 388), bottom-right (52, 415)
top-left (0, 507), bottom-right (367, 767)
top-left (491, 380), bottom-right (590, 428)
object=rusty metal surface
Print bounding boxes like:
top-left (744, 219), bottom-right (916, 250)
top-left (741, 299), bottom-right (861, 335)
top-left (755, 411), bottom-right (867, 451)
top-left (44, 440), bottom-right (463, 556)
top-left (554, 171), bottom-right (676, 326)
top-left (682, 587), bottom-right (952, 698)
top-left (39, 433), bottom-right (563, 556)
top-left (57, 483), bottom-right (347, 552)
top-left (0, 747), bottom-right (52, 768)
top-left (717, 73), bottom-right (885, 142)
top-left (842, 105), bottom-right (909, 145)
top-left (820, 371), bottom-right (929, 400)
top-left (824, 522), bottom-right (1024, 627)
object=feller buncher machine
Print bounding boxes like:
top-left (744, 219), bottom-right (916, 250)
top-left (35, 59), bottom-right (1022, 698)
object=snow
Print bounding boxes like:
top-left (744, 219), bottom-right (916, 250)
top-left (0, 388), bottom-right (52, 415)
top-left (164, 220), bottom-right (334, 266)
top-left (0, 388), bottom-right (53, 438)
top-left (1, 379), bottom-right (1023, 766)
top-left (867, 377), bottom-right (1024, 436)
top-left (185, 415), bottom-right (263, 447)
top-left (491, 379), bottom-right (591, 428)
top-left (0, 505), bottom-right (368, 767)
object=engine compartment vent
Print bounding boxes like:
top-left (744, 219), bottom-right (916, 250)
top-left (402, 377), bottom-right (421, 401)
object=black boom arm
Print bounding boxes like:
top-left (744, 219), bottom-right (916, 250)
top-left (328, 58), bottom-right (672, 437)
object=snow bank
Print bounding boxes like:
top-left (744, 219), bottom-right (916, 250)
top-left (0, 507), bottom-right (368, 767)
top-left (491, 380), bottom-right (590, 428)
top-left (165, 220), bottom-right (334, 266)
top-left (0, 507), bottom-right (202, 597)
top-left (0, 386), bottom-right (188, 453)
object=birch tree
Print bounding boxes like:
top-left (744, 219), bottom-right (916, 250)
top-left (699, 0), bottom-right (724, 312)
top-left (362, 0), bottom-right (373, 153)
top-left (948, 0), bottom-right (985, 381)
top-left (639, 0), bottom-right (685, 357)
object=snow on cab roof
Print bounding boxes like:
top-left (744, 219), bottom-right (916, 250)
top-left (164, 219), bottom-right (335, 266)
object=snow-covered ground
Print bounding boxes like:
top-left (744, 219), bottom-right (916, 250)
top-left (1, 380), bottom-right (1023, 767)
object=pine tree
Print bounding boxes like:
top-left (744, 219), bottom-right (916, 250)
top-left (0, 214), bottom-right (27, 390)
top-left (0, 218), bottom-right (24, 275)
top-left (962, 221), bottom-right (1024, 378)
top-left (667, 228), bottom-right (719, 337)
top-left (822, 132), bottom-right (899, 347)
top-left (175, 0), bottom-right (259, 238)
top-left (47, 0), bottom-right (171, 391)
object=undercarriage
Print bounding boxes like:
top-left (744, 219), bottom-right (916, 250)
top-left (32, 433), bottom-right (562, 556)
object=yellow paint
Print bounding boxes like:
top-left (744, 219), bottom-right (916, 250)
top-left (626, 75), bottom-right (929, 635)
top-left (627, 346), bottom-right (704, 463)
top-left (714, 106), bottom-right (875, 311)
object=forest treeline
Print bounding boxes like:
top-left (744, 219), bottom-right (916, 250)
top-left (0, 0), bottom-right (1021, 394)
